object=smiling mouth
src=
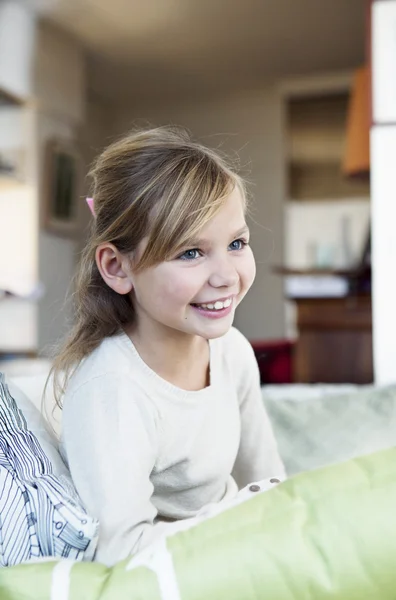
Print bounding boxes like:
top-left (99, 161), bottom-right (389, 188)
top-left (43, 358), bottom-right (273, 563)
top-left (191, 298), bottom-right (233, 311)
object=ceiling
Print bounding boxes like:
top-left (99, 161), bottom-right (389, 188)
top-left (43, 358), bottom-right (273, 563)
top-left (36, 0), bottom-right (366, 103)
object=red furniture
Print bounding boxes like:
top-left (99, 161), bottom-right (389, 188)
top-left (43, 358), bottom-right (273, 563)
top-left (250, 340), bottom-right (294, 385)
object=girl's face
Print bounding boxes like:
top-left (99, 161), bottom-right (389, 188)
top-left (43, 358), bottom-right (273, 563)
top-left (129, 187), bottom-right (256, 341)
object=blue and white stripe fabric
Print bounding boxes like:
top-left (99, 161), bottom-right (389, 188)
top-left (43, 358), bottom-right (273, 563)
top-left (0, 373), bottom-right (98, 566)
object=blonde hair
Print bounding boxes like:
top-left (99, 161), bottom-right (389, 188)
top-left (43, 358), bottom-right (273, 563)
top-left (50, 126), bottom-right (246, 406)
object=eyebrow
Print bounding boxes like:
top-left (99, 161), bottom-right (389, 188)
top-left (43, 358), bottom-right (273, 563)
top-left (233, 225), bottom-right (250, 238)
top-left (184, 225), bottom-right (250, 248)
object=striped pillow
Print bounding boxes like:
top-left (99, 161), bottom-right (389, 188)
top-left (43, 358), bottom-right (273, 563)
top-left (0, 373), bottom-right (98, 566)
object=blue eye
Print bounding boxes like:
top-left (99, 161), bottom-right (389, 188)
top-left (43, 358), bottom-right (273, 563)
top-left (179, 249), bottom-right (201, 261)
top-left (229, 239), bottom-right (247, 251)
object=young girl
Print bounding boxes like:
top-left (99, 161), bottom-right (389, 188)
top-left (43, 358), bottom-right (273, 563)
top-left (55, 126), bottom-right (285, 566)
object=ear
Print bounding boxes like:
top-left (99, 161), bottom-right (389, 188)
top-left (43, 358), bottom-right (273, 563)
top-left (95, 243), bottom-right (133, 295)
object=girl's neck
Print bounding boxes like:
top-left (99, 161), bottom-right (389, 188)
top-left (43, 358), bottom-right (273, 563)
top-left (125, 321), bottom-right (210, 392)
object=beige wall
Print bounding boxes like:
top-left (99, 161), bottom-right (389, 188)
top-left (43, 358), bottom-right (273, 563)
top-left (78, 96), bottom-right (115, 252)
top-left (33, 22), bottom-right (86, 353)
top-left (33, 22), bottom-right (289, 347)
top-left (111, 88), bottom-right (287, 340)
top-left (34, 23), bottom-right (116, 353)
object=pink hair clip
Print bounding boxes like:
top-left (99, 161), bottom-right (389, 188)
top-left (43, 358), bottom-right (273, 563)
top-left (86, 197), bottom-right (96, 217)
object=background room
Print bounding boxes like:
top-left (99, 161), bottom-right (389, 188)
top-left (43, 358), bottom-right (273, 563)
top-left (0, 0), bottom-right (394, 390)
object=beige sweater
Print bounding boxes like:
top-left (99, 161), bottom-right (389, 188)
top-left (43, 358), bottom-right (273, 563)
top-left (60, 327), bottom-right (285, 566)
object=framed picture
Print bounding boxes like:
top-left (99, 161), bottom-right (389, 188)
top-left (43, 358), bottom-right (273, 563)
top-left (43, 139), bottom-right (80, 237)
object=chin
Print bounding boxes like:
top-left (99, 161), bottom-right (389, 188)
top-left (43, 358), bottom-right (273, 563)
top-left (195, 318), bottom-right (234, 340)
top-left (204, 329), bottom-right (231, 340)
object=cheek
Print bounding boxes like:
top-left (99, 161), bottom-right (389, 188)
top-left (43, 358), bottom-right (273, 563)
top-left (240, 249), bottom-right (256, 289)
top-left (156, 269), bottom-right (200, 307)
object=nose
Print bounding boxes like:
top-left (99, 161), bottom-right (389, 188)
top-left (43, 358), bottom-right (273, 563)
top-left (208, 254), bottom-right (239, 289)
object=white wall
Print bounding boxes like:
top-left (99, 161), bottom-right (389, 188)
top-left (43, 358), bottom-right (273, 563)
top-left (370, 0), bottom-right (396, 385)
top-left (0, 21), bottom-right (114, 355)
top-left (285, 199), bottom-right (370, 270)
top-left (44, 95), bottom-right (115, 346)
top-left (34, 22), bottom-right (86, 124)
top-left (0, 178), bottom-right (38, 352)
top-left (33, 22), bottom-right (116, 353)
top-left (34, 22), bottom-right (86, 353)
top-left (0, 107), bottom-right (38, 294)
top-left (78, 96), bottom-right (115, 252)
top-left (36, 114), bottom-right (79, 352)
top-left (0, 103), bottom-right (39, 352)
top-left (112, 88), bottom-right (287, 341)
top-left (0, 0), bottom-right (36, 100)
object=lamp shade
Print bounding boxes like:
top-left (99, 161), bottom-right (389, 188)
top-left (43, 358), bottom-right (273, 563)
top-left (343, 66), bottom-right (370, 177)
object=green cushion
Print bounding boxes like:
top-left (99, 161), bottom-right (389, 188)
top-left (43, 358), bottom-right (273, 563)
top-left (2, 447), bottom-right (396, 600)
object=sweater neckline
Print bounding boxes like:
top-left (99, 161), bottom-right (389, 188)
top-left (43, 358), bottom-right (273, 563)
top-left (116, 331), bottom-right (217, 399)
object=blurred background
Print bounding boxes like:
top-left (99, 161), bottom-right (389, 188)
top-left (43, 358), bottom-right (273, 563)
top-left (0, 0), bottom-right (394, 387)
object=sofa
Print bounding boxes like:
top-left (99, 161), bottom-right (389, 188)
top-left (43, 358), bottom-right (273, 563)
top-left (0, 361), bottom-right (396, 599)
top-left (7, 362), bottom-right (395, 477)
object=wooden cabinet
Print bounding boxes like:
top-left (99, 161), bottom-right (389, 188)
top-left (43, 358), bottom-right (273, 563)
top-left (293, 295), bottom-right (373, 384)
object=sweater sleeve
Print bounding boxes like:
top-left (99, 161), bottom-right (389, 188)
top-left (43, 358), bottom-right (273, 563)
top-left (61, 373), bottom-right (175, 566)
top-left (230, 331), bottom-right (286, 487)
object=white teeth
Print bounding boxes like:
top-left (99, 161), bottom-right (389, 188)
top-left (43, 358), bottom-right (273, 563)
top-left (195, 298), bottom-right (233, 311)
